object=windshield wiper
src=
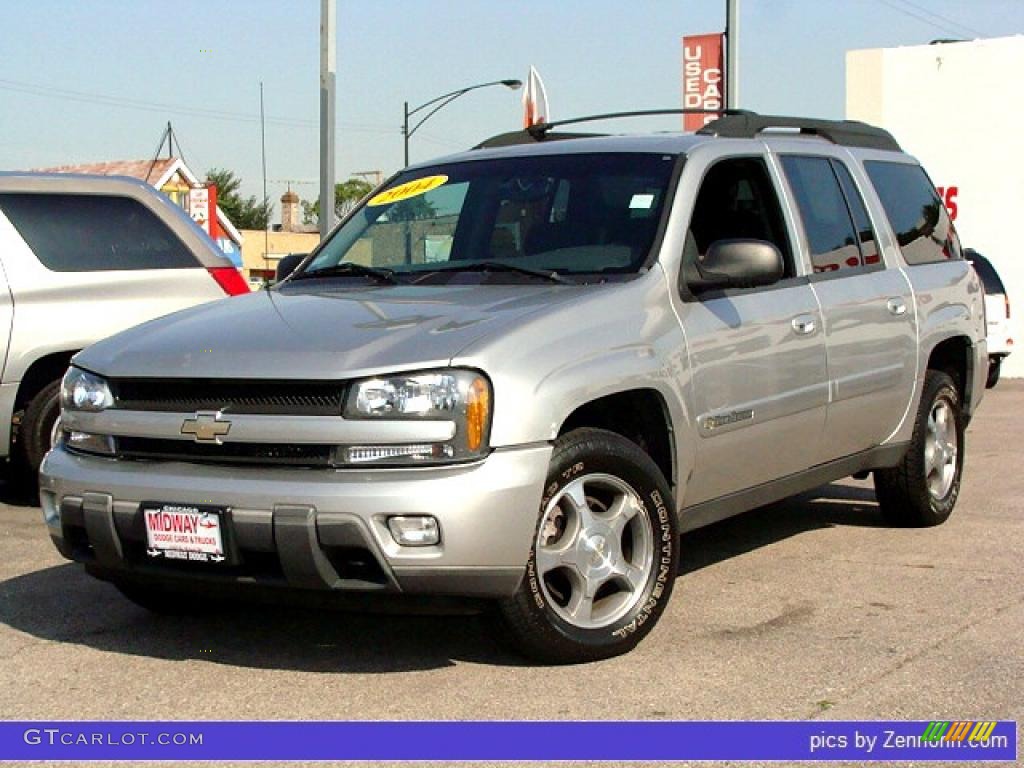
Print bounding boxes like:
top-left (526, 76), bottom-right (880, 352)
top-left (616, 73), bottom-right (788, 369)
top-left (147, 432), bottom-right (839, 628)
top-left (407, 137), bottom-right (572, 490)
top-left (293, 262), bottom-right (397, 284)
top-left (412, 261), bottom-right (570, 285)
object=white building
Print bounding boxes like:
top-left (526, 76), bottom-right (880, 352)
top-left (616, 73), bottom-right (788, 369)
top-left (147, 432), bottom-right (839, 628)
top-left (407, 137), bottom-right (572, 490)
top-left (847, 36), bottom-right (1023, 377)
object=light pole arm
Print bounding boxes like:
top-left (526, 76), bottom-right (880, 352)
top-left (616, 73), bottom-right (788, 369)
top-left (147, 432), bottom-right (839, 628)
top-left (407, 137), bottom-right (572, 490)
top-left (406, 89), bottom-right (475, 140)
top-left (401, 78), bottom-right (521, 167)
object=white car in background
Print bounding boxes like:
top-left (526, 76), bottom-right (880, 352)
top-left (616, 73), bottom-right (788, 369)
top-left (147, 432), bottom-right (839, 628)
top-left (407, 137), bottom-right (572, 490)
top-left (0, 172), bottom-right (249, 483)
top-left (965, 249), bottom-right (1012, 388)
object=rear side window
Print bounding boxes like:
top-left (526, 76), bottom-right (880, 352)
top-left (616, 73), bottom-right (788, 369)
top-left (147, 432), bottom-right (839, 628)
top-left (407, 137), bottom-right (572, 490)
top-left (864, 161), bottom-right (962, 265)
top-left (780, 155), bottom-right (863, 273)
top-left (965, 251), bottom-right (1006, 295)
top-left (831, 161), bottom-right (880, 266)
top-left (0, 193), bottom-right (197, 272)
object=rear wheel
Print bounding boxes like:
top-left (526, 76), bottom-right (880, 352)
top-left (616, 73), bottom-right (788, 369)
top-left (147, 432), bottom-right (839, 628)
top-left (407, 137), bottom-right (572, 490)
top-left (986, 357), bottom-right (1001, 389)
top-left (874, 370), bottom-right (964, 527)
top-left (496, 428), bottom-right (678, 664)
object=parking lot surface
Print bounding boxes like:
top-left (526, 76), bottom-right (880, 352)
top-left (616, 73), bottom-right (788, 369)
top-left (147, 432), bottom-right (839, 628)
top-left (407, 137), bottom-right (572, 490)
top-left (1, 383), bottom-right (1022, 766)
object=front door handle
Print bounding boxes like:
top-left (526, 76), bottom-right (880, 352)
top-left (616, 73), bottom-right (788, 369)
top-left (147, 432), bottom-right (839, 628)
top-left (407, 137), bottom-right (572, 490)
top-left (791, 314), bottom-right (816, 335)
top-left (887, 297), bottom-right (908, 316)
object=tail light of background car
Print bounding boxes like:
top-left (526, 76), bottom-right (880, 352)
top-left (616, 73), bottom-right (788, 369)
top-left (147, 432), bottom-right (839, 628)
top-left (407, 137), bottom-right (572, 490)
top-left (207, 266), bottom-right (250, 296)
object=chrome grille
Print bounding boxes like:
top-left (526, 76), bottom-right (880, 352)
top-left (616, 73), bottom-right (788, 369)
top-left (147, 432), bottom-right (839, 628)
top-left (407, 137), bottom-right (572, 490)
top-left (115, 437), bottom-right (334, 467)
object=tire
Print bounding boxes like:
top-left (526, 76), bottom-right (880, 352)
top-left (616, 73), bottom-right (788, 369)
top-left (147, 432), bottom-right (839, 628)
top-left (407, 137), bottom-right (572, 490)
top-left (495, 428), bottom-right (679, 664)
top-left (13, 380), bottom-right (62, 479)
top-left (874, 370), bottom-right (964, 527)
top-left (986, 357), bottom-right (1001, 389)
top-left (114, 581), bottom-right (223, 616)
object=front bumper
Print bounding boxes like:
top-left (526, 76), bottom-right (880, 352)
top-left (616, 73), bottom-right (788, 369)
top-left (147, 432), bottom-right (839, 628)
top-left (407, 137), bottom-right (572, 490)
top-left (38, 444), bottom-right (551, 598)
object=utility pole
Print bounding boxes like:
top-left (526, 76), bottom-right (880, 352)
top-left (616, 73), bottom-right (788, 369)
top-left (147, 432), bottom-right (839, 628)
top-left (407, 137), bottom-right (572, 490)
top-left (726, 0), bottom-right (740, 109)
top-left (319, 0), bottom-right (336, 239)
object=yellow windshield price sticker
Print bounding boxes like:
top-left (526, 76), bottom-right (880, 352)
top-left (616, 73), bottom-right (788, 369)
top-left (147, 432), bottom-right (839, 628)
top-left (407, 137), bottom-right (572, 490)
top-left (367, 175), bottom-right (448, 206)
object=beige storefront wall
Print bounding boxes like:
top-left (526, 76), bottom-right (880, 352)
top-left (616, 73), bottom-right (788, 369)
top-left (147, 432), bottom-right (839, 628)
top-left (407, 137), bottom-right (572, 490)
top-left (238, 230), bottom-right (321, 282)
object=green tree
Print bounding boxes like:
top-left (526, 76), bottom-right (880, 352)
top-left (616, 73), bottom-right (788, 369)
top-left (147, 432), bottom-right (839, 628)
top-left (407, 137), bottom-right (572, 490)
top-left (387, 195), bottom-right (436, 222)
top-left (302, 178), bottom-right (375, 225)
top-left (205, 168), bottom-right (272, 230)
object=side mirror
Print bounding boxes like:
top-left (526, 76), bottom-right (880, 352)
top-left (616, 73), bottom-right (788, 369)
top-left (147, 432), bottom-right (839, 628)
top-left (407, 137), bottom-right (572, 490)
top-left (690, 239), bottom-right (784, 292)
top-left (275, 253), bottom-right (307, 283)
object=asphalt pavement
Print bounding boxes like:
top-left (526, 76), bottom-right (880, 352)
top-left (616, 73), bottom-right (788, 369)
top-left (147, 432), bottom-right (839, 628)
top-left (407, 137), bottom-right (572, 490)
top-left (1, 382), bottom-right (1022, 767)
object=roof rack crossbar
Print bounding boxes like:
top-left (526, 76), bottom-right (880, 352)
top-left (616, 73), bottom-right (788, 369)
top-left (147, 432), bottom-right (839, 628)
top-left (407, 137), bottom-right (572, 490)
top-left (697, 114), bottom-right (901, 151)
top-left (525, 108), bottom-right (755, 139)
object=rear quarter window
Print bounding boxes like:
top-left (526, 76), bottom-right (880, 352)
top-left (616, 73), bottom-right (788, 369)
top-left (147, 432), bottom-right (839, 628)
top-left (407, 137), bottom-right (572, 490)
top-left (0, 193), bottom-right (198, 272)
top-left (864, 161), bottom-right (961, 266)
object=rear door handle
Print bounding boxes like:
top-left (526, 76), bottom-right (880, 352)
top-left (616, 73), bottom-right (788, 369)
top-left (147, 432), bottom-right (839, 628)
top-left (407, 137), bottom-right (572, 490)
top-left (887, 298), bottom-right (908, 316)
top-left (791, 314), bottom-right (816, 335)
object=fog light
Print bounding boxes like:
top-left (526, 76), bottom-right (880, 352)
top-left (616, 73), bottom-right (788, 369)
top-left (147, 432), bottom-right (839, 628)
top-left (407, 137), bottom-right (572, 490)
top-left (64, 430), bottom-right (116, 456)
top-left (338, 443), bottom-right (454, 465)
top-left (387, 516), bottom-right (440, 547)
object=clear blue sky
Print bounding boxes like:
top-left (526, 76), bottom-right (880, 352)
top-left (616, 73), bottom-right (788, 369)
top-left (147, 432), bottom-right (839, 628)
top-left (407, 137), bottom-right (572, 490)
top-left (1, 1), bottom-right (1021, 216)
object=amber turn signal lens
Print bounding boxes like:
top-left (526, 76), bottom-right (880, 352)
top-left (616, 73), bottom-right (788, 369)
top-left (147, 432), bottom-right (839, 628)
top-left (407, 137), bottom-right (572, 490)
top-left (465, 376), bottom-right (490, 452)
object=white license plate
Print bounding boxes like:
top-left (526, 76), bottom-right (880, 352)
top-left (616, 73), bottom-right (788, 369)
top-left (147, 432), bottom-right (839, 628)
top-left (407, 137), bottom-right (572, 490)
top-left (143, 503), bottom-right (226, 563)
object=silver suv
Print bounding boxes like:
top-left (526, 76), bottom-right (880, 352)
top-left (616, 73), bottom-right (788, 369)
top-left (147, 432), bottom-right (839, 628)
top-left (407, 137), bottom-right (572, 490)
top-left (0, 172), bottom-right (248, 480)
top-left (39, 114), bottom-right (987, 663)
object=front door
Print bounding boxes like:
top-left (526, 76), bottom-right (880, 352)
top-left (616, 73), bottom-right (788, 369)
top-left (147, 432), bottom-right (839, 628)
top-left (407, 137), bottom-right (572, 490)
top-left (677, 155), bottom-right (829, 506)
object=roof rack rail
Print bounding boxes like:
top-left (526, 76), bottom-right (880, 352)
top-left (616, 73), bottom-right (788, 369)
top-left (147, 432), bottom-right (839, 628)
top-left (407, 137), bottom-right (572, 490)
top-left (698, 114), bottom-right (901, 151)
top-left (473, 108), bottom-right (754, 149)
top-left (474, 131), bottom-right (604, 150)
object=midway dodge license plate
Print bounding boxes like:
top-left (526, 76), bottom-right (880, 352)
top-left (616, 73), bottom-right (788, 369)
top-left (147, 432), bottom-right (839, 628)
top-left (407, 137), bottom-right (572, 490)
top-left (143, 503), bottom-right (226, 563)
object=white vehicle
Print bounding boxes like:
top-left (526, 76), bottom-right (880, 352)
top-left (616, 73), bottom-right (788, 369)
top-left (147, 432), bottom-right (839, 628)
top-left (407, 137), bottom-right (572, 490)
top-left (966, 249), bottom-right (1012, 387)
top-left (0, 172), bottom-right (249, 480)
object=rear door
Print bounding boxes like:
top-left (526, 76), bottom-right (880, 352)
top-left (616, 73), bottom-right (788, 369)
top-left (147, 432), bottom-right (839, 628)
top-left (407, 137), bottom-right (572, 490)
top-left (777, 152), bottom-right (917, 459)
top-left (676, 153), bottom-right (829, 505)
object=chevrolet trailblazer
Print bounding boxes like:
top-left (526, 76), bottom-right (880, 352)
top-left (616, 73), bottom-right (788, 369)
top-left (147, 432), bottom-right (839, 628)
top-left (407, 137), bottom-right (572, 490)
top-left (40, 113), bottom-right (986, 663)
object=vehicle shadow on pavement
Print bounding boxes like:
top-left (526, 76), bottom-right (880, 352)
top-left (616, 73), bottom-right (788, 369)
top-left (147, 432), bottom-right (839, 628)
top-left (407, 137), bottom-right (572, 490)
top-left (0, 482), bottom-right (881, 673)
top-left (679, 481), bottom-right (883, 575)
top-left (0, 562), bottom-right (528, 672)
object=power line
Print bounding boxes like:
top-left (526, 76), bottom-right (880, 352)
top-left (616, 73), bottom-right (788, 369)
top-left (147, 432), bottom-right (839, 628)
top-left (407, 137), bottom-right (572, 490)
top-left (889, 0), bottom-right (987, 38)
top-left (0, 77), bottom-right (395, 134)
top-left (0, 77), bottom-right (485, 157)
top-left (872, 0), bottom-right (985, 40)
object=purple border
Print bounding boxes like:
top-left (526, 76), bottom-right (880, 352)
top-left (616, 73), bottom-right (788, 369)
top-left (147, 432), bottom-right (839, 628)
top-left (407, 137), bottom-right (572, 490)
top-left (1, 720), bottom-right (1017, 762)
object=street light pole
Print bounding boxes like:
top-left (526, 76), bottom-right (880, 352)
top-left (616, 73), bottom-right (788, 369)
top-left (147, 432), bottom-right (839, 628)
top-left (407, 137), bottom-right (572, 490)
top-left (319, 0), bottom-right (336, 239)
top-left (403, 100), bottom-right (410, 168)
top-left (402, 79), bottom-right (522, 167)
top-left (726, 0), bottom-right (740, 109)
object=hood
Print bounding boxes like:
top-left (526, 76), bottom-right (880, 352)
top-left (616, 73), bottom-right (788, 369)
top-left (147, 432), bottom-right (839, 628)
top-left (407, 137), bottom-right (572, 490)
top-left (75, 282), bottom-right (590, 380)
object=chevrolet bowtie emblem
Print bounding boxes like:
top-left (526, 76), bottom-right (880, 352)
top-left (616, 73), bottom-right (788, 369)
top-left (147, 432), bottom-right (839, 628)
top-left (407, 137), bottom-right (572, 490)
top-left (181, 412), bottom-right (232, 443)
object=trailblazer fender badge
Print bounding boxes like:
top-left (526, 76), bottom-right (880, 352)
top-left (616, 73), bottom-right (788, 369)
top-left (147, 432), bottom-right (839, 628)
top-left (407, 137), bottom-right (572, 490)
top-left (181, 411), bottom-right (232, 443)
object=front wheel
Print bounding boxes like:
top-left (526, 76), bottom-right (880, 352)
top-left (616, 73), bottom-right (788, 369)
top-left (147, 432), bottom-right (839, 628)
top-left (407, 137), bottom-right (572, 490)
top-left (496, 428), bottom-right (678, 664)
top-left (12, 380), bottom-right (61, 484)
top-left (874, 370), bottom-right (964, 527)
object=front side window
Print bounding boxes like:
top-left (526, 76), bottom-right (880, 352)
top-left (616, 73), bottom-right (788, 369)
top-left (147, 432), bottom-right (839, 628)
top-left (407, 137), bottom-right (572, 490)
top-left (301, 153), bottom-right (677, 281)
top-left (0, 193), bottom-right (198, 272)
top-left (864, 160), bottom-right (961, 266)
top-left (781, 155), bottom-right (863, 273)
top-left (682, 156), bottom-right (793, 290)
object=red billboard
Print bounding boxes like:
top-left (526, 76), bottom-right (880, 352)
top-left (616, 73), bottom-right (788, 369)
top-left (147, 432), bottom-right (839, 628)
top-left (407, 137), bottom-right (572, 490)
top-left (682, 33), bottom-right (725, 130)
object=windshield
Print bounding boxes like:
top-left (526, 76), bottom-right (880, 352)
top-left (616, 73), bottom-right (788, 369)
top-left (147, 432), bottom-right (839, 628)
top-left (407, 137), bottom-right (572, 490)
top-left (301, 153), bottom-right (677, 281)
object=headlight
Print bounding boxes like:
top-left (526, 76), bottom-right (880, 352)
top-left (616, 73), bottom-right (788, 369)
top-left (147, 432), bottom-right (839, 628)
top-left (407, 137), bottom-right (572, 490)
top-left (60, 367), bottom-right (114, 412)
top-left (341, 369), bottom-right (491, 465)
